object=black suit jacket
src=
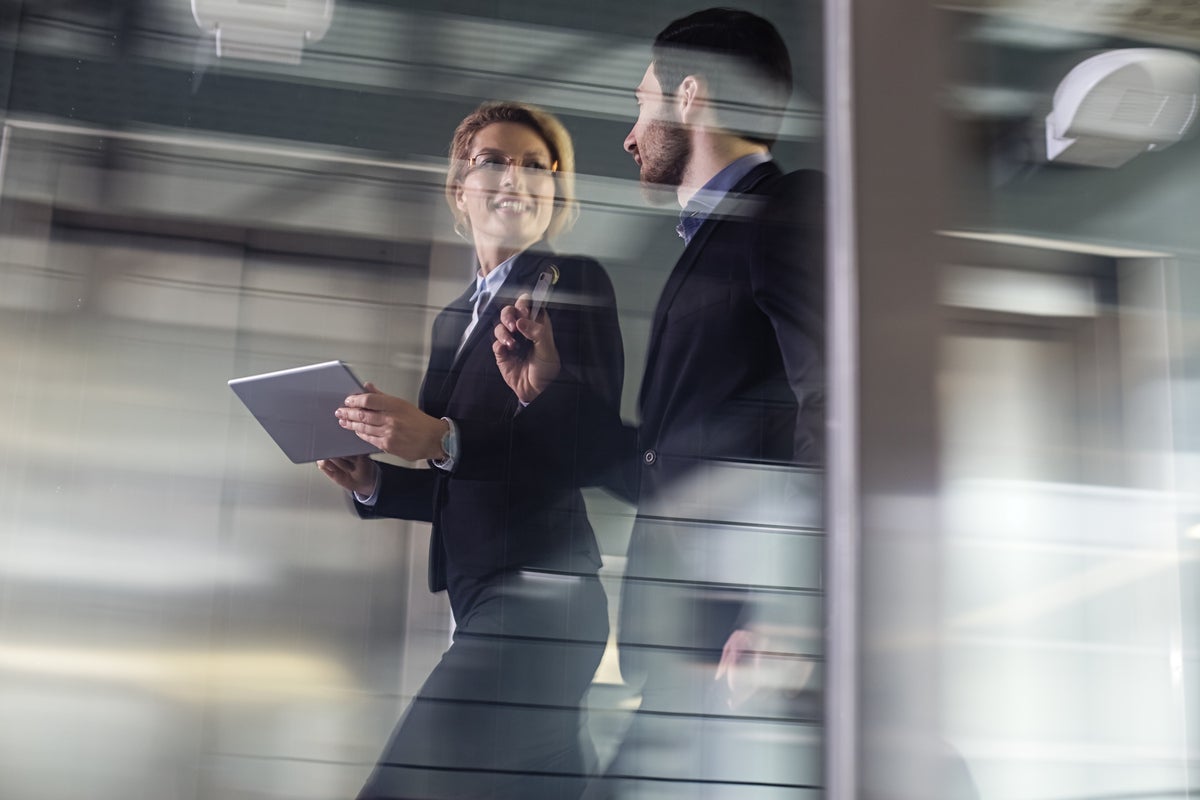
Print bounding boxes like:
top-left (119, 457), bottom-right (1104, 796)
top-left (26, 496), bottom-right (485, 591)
top-left (355, 248), bottom-right (624, 597)
top-left (619, 163), bottom-right (825, 676)
top-left (518, 163), bottom-right (825, 679)
top-left (636, 162), bottom-right (824, 479)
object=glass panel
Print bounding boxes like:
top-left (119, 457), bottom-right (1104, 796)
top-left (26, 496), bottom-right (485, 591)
top-left (930, 4), bottom-right (1200, 798)
top-left (0, 4), bottom-right (824, 799)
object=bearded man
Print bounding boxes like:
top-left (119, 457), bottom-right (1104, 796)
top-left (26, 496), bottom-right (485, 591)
top-left (494, 8), bottom-right (826, 796)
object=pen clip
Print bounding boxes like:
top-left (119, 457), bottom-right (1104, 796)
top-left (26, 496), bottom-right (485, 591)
top-left (529, 264), bottom-right (558, 321)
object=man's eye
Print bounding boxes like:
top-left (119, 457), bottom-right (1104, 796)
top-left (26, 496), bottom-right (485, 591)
top-left (527, 161), bottom-right (550, 172)
top-left (477, 155), bottom-right (507, 168)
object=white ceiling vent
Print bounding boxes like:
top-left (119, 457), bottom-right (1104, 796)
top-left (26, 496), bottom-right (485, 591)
top-left (192, 0), bottom-right (335, 64)
top-left (1045, 48), bottom-right (1200, 167)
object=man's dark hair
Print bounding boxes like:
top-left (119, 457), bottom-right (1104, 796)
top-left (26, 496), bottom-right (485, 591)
top-left (652, 7), bottom-right (793, 147)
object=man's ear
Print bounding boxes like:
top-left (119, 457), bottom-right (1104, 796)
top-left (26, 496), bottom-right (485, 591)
top-left (676, 75), bottom-right (707, 125)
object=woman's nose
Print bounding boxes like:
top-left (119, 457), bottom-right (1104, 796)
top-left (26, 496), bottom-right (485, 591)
top-left (501, 162), bottom-right (521, 187)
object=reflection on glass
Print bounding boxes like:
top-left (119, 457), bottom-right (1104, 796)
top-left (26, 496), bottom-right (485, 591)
top-left (934, 4), bottom-right (1200, 798)
top-left (0, 4), bottom-right (824, 800)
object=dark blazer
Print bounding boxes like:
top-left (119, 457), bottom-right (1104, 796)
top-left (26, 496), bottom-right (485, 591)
top-left (617, 162), bottom-right (825, 678)
top-left (514, 162), bottom-right (825, 680)
top-left (636, 162), bottom-right (824, 482)
top-left (355, 248), bottom-right (624, 596)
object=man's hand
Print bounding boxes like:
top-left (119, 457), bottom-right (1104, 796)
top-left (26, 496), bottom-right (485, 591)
top-left (715, 628), bottom-right (766, 710)
top-left (335, 382), bottom-right (449, 462)
top-left (493, 292), bottom-right (561, 404)
top-left (317, 454), bottom-right (378, 497)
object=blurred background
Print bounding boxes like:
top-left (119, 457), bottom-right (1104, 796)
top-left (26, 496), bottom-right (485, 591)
top-left (0, 1), bottom-right (1197, 799)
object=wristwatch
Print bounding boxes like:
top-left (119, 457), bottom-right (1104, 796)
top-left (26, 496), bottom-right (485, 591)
top-left (438, 417), bottom-right (459, 464)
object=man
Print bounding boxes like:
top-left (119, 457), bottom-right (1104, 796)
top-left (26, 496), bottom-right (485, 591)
top-left (495, 8), bottom-right (825, 795)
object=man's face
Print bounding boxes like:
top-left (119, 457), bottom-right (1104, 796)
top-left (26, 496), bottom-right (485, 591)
top-left (624, 64), bottom-right (690, 203)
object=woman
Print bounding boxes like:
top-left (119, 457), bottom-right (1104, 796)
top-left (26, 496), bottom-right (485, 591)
top-left (318, 102), bottom-right (623, 800)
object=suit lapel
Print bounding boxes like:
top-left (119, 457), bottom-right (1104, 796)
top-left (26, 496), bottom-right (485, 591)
top-left (428, 248), bottom-right (553, 412)
top-left (454, 248), bottom-right (550, 364)
top-left (637, 162), bottom-right (781, 414)
top-left (420, 284), bottom-right (475, 412)
top-left (422, 251), bottom-right (547, 595)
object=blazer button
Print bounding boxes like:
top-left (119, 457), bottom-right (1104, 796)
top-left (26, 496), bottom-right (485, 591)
top-left (643, 449), bottom-right (657, 465)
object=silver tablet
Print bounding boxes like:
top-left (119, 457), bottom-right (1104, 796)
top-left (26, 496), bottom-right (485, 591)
top-left (228, 360), bottom-right (381, 463)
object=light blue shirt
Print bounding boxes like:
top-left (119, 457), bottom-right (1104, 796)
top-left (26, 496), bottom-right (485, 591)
top-left (677, 151), bottom-right (773, 245)
top-left (459, 253), bottom-right (518, 353)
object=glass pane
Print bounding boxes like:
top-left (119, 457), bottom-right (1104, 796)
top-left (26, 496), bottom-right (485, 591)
top-left (931, 3), bottom-right (1200, 798)
top-left (0, 4), bottom-right (824, 799)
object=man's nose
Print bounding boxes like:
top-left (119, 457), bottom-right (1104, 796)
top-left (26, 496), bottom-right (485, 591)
top-left (623, 128), bottom-right (636, 154)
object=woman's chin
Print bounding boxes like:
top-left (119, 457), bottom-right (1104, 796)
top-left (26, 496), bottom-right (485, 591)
top-left (476, 228), bottom-right (546, 250)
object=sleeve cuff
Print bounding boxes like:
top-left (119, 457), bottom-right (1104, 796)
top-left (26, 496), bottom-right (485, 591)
top-left (353, 461), bottom-right (383, 506)
top-left (431, 416), bottom-right (459, 472)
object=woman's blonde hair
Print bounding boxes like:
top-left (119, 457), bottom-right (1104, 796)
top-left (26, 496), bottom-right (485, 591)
top-left (445, 101), bottom-right (578, 241)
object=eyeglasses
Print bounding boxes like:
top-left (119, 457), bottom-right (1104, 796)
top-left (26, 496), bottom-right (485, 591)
top-left (465, 149), bottom-right (558, 177)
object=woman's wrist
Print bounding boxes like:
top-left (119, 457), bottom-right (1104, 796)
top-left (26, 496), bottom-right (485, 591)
top-left (355, 459), bottom-right (381, 499)
top-left (433, 416), bottom-right (453, 461)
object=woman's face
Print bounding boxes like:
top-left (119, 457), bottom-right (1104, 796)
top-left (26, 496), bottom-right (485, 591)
top-left (455, 122), bottom-right (557, 255)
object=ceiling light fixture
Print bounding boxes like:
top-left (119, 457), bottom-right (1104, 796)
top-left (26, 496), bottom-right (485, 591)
top-left (1045, 48), bottom-right (1200, 168)
top-left (191, 0), bottom-right (334, 65)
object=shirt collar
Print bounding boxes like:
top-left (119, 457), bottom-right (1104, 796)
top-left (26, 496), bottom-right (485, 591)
top-left (676, 151), bottom-right (773, 244)
top-left (470, 252), bottom-right (519, 306)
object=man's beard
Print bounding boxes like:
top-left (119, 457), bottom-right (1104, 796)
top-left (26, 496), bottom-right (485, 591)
top-left (639, 118), bottom-right (690, 204)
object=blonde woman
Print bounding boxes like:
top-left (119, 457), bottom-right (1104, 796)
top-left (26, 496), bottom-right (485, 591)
top-left (318, 101), bottom-right (623, 800)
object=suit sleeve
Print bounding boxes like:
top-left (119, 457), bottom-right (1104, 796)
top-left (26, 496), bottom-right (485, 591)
top-left (750, 169), bottom-right (826, 467)
top-left (352, 462), bottom-right (436, 522)
top-left (732, 170), bottom-right (826, 647)
top-left (450, 257), bottom-right (634, 497)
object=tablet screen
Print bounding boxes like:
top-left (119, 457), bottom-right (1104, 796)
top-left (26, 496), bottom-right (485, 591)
top-left (229, 360), bottom-right (381, 463)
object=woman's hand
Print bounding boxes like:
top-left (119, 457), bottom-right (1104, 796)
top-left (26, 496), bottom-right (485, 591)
top-left (493, 293), bottom-right (561, 404)
top-left (317, 455), bottom-right (378, 497)
top-left (335, 382), bottom-right (449, 462)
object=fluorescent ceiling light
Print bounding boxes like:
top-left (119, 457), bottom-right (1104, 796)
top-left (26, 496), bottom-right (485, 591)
top-left (940, 230), bottom-right (1172, 259)
top-left (943, 264), bottom-right (1097, 317)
